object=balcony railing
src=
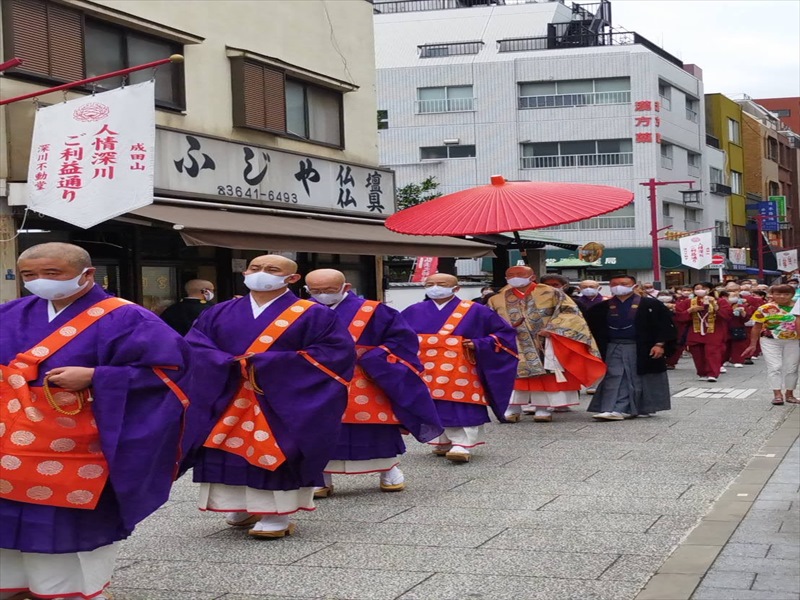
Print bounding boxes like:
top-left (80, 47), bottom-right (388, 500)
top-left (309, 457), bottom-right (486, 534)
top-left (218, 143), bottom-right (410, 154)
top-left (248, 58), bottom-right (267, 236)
top-left (375, 0), bottom-right (562, 14)
top-left (710, 182), bottom-right (732, 196)
top-left (688, 164), bottom-right (701, 177)
top-left (686, 107), bottom-right (698, 123)
top-left (662, 215), bottom-right (674, 228)
top-left (518, 90), bottom-right (630, 109)
top-left (416, 97), bottom-right (476, 113)
top-left (521, 152), bottom-right (633, 169)
top-left (544, 215), bottom-right (636, 230)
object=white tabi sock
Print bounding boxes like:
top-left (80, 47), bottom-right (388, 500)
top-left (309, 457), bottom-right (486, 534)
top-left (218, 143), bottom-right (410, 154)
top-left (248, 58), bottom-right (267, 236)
top-left (253, 514), bottom-right (291, 532)
top-left (380, 465), bottom-right (404, 486)
top-left (225, 511), bottom-right (251, 524)
top-left (448, 445), bottom-right (470, 455)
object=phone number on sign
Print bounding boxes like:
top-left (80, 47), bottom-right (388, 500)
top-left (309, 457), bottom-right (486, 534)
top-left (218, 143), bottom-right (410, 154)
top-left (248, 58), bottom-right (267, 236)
top-left (217, 186), bottom-right (298, 203)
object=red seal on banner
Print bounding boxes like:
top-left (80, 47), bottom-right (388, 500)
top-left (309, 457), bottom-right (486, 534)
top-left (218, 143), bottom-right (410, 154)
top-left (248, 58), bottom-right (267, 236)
top-left (73, 103), bottom-right (110, 122)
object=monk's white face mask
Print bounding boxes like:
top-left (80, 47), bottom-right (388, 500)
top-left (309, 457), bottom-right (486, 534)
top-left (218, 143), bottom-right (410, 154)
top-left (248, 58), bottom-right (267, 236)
top-left (244, 272), bottom-right (289, 292)
top-left (506, 277), bottom-right (531, 288)
top-left (425, 285), bottom-right (454, 300)
top-left (24, 268), bottom-right (90, 301)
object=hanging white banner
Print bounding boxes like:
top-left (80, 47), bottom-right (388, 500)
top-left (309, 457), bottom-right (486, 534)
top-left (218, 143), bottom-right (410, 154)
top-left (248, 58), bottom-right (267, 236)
top-left (26, 81), bottom-right (155, 228)
top-left (775, 249), bottom-right (798, 273)
top-left (679, 230), bottom-right (714, 269)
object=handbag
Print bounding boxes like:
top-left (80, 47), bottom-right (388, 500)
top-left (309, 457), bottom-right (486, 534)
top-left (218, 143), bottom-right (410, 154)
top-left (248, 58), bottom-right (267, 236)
top-left (730, 327), bottom-right (747, 341)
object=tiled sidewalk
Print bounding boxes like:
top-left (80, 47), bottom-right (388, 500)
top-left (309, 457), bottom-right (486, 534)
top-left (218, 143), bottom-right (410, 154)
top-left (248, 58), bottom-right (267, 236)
top-left (691, 438), bottom-right (800, 600)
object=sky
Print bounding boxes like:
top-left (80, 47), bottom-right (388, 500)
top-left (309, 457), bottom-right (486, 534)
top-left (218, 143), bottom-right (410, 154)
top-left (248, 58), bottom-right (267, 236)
top-left (609, 0), bottom-right (800, 99)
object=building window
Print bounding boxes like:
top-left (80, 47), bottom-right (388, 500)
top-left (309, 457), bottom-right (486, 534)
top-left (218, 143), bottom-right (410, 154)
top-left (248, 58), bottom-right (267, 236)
top-left (418, 41), bottom-right (483, 58)
top-left (685, 97), bottom-right (699, 123)
top-left (231, 59), bottom-right (343, 147)
top-left (84, 20), bottom-right (183, 108)
top-left (660, 143), bottom-right (673, 169)
top-left (658, 81), bottom-right (671, 110)
top-left (518, 78), bottom-right (631, 109)
top-left (420, 145), bottom-right (476, 160)
top-left (520, 139), bottom-right (632, 169)
top-left (416, 86), bottom-right (474, 113)
top-left (766, 137), bottom-right (778, 161)
top-left (768, 181), bottom-right (780, 197)
top-left (728, 118), bottom-right (741, 144)
top-left (715, 220), bottom-right (729, 239)
top-left (688, 152), bottom-right (701, 176)
top-left (377, 110), bottom-right (389, 130)
top-left (730, 170), bottom-right (743, 195)
top-left (710, 167), bottom-right (725, 184)
top-left (774, 108), bottom-right (791, 117)
top-left (685, 207), bottom-right (701, 230)
top-left (2, 0), bottom-right (184, 108)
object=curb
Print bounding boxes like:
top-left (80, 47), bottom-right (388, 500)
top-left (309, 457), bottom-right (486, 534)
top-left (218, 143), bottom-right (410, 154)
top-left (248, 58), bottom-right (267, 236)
top-left (634, 406), bottom-right (800, 600)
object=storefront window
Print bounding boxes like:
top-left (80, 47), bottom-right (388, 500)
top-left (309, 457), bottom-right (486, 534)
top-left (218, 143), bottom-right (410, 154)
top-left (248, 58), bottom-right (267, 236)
top-left (141, 266), bottom-right (178, 314)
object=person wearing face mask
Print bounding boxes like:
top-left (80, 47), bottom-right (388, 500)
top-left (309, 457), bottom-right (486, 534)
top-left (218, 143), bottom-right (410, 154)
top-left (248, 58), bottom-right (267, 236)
top-left (400, 273), bottom-right (517, 462)
top-left (575, 280), bottom-right (604, 314)
top-left (584, 274), bottom-right (676, 420)
top-left (303, 269), bottom-right (442, 496)
top-left (723, 283), bottom-right (755, 368)
top-left (487, 266), bottom-right (605, 423)
top-left (675, 283), bottom-right (733, 382)
top-left (184, 255), bottom-right (355, 538)
top-left (0, 243), bottom-right (194, 600)
top-left (159, 278), bottom-right (216, 336)
top-left (472, 285), bottom-right (497, 305)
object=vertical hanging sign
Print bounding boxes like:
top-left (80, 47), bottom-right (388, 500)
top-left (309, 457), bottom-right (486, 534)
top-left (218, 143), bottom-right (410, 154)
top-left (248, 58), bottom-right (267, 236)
top-left (26, 81), bottom-right (156, 229)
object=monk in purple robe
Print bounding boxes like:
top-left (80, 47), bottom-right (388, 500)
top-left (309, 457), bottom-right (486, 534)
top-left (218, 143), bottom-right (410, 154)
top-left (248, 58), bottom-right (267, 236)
top-left (401, 273), bottom-right (518, 463)
top-left (0, 243), bottom-right (191, 600)
top-left (304, 269), bottom-right (442, 496)
top-left (186, 255), bottom-right (355, 538)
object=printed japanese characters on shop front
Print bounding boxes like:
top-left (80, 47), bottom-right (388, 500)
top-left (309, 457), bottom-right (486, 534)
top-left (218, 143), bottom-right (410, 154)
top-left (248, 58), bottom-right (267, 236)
top-left (156, 130), bottom-right (396, 217)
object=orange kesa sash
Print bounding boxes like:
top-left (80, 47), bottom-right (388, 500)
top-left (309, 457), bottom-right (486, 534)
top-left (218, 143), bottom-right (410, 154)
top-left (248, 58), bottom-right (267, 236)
top-left (418, 301), bottom-right (488, 406)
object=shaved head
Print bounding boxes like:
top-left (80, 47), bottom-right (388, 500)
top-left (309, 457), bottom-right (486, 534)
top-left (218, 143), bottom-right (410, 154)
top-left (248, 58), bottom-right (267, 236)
top-left (246, 254), bottom-right (298, 275)
top-left (580, 280), bottom-right (599, 289)
top-left (306, 268), bottom-right (347, 291)
top-left (424, 273), bottom-right (458, 288)
top-left (185, 279), bottom-right (214, 295)
top-left (505, 266), bottom-right (534, 279)
top-left (19, 242), bottom-right (91, 270)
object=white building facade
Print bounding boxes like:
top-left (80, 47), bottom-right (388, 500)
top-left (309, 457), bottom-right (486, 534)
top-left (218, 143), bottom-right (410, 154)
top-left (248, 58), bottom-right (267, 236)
top-left (375, 0), bottom-right (726, 286)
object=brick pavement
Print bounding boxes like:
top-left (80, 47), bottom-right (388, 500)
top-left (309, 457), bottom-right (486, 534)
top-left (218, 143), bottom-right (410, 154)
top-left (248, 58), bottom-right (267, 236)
top-left (108, 358), bottom-right (798, 600)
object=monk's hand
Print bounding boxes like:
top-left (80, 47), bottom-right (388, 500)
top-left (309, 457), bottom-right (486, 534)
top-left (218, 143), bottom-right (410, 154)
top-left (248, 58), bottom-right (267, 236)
top-left (45, 367), bottom-right (95, 391)
top-left (462, 340), bottom-right (475, 350)
top-left (741, 345), bottom-right (757, 358)
top-left (538, 330), bottom-right (552, 337)
top-left (687, 305), bottom-right (704, 314)
top-left (649, 345), bottom-right (665, 359)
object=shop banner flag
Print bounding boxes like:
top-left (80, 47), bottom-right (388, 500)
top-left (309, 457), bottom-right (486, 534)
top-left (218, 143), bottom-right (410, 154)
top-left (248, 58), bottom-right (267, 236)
top-left (776, 249), bottom-right (798, 273)
top-left (729, 247), bottom-right (747, 267)
top-left (679, 230), bottom-right (713, 269)
top-left (27, 81), bottom-right (155, 229)
top-left (410, 257), bottom-right (438, 282)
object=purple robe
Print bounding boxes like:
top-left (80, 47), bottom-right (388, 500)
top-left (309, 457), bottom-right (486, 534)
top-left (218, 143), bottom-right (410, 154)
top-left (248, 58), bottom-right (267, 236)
top-left (186, 291), bottom-right (355, 490)
top-left (0, 285), bottom-right (191, 554)
top-left (327, 293), bottom-right (443, 462)
top-left (401, 296), bottom-right (517, 427)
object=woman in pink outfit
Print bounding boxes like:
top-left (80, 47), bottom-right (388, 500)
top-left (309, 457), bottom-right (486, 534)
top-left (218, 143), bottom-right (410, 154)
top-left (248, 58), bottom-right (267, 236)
top-left (675, 282), bottom-right (733, 382)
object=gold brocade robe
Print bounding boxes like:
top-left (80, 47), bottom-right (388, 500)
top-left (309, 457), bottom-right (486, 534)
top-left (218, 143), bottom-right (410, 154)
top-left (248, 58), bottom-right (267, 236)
top-left (487, 284), bottom-right (601, 379)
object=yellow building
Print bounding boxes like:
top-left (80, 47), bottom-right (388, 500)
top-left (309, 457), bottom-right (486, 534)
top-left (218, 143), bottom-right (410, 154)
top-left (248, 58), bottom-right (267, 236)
top-left (704, 93), bottom-right (747, 247)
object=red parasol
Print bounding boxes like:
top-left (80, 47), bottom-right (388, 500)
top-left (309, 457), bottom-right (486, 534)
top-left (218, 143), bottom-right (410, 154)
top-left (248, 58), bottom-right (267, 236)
top-left (385, 175), bottom-right (634, 236)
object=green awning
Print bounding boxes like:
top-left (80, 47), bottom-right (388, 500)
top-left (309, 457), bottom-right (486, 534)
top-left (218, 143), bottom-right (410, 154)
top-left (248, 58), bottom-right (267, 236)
top-left (545, 247), bottom-right (684, 270)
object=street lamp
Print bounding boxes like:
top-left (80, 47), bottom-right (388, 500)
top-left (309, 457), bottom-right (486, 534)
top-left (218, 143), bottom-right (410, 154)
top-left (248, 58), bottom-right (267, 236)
top-left (641, 179), bottom-right (701, 291)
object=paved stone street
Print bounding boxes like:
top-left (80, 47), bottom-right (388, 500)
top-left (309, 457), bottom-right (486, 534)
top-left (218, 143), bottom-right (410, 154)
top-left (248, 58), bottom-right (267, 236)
top-left (109, 359), bottom-right (799, 600)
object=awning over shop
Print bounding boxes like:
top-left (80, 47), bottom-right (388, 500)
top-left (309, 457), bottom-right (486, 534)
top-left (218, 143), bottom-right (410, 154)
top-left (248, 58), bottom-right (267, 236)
top-left (546, 247), bottom-right (684, 270)
top-left (130, 203), bottom-right (495, 258)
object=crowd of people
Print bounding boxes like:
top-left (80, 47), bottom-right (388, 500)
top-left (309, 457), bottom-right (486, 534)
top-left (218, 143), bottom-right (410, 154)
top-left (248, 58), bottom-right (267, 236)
top-left (1, 242), bottom-right (799, 600)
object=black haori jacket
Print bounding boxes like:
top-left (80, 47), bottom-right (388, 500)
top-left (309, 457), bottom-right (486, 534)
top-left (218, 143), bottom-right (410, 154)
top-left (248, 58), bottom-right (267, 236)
top-left (585, 295), bottom-right (678, 375)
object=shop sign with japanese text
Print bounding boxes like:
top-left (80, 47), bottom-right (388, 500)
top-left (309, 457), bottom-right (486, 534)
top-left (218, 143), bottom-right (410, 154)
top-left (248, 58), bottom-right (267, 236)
top-left (679, 230), bottom-right (713, 269)
top-left (633, 100), bottom-right (662, 144)
top-left (26, 81), bottom-right (155, 228)
top-left (776, 249), bottom-right (798, 273)
top-left (155, 130), bottom-right (395, 216)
